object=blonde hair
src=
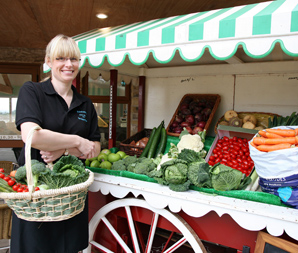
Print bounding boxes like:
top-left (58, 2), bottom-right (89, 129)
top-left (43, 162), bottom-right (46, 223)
top-left (45, 34), bottom-right (81, 62)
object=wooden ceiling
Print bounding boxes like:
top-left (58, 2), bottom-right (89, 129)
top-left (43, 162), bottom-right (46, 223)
top-left (0, 0), bottom-right (268, 50)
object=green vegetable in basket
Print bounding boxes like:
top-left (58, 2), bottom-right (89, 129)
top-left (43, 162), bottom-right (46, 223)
top-left (15, 160), bottom-right (49, 187)
top-left (52, 155), bottom-right (85, 175)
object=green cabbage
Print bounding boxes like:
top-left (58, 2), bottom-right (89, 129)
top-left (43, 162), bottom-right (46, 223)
top-left (210, 164), bottom-right (243, 191)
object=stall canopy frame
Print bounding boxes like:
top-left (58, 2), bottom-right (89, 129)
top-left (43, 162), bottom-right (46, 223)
top-left (46, 0), bottom-right (298, 71)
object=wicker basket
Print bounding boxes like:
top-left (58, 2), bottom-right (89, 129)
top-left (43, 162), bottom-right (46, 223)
top-left (119, 128), bottom-right (152, 157)
top-left (166, 93), bottom-right (221, 137)
top-left (0, 203), bottom-right (12, 239)
top-left (214, 111), bottom-right (281, 134)
top-left (0, 125), bottom-right (94, 222)
top-left (0, 161), bottom-right (14, 174)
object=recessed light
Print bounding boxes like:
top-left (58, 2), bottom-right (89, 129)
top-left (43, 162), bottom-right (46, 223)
top-left (96, 13), bottom-right (108, 19)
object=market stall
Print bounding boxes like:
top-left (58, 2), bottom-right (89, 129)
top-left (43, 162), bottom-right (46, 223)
top-left (61, 0), bottom-right (298, 252)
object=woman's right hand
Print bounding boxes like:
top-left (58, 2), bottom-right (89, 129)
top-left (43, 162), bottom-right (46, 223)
top-left (77, 138), bottom-right (96, 159)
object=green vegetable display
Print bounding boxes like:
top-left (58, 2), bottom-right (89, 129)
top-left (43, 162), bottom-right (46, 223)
top-left (139, 127), bottom-right (156, 158)
top-left (210, 164), bottom-right (244, 191)
top-left (269, 111), bottom-right (298, 127)
top-left (147, 121), bottom-right (164, 159)
top-left (188, 161), bottom-right (211, 188)
top-left (177, 148), bottom-right (204, 164)
top-left (151, 159), bottom-right (190, 192)
top-left (112, 156), bottom-right (157, 175)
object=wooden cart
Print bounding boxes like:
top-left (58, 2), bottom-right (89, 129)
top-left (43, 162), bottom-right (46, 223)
top-left (84, 173), bottom-right (298, 253)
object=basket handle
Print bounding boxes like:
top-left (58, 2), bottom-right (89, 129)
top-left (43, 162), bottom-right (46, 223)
top-left (25, 125), bottom-right (42, 195)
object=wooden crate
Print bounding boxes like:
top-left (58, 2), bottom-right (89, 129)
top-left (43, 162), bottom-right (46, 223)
top-left (166, 93), bottom-right (221, 137)
top-left (119, 129), bottom-right (152, 157)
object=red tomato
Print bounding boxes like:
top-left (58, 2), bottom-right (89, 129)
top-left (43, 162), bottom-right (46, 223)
top-left (209, 156), bottom-right (215, 161)
top-left (208, 161), bottom-right (215, 166)
top-left (7, 179), bottom-right (15, 186)
top-left (215, 158), bottom-right (221, 164)
top-left (35, 187), bottom-right (40, 191)
top-left (223, 136), bottom-right (229, 142)
top-left (3, 176), bottom-right (10, 182)
top-left (12, 185), bottom-right (19, 191)
top-left (17, 188), bottom-right (23, 192)
top-left (0, 173), bottom-right (4, 179)
top-left (0, 168), bottom-right (4, 173)
top-left (216, 143), bottom-right (222, 148)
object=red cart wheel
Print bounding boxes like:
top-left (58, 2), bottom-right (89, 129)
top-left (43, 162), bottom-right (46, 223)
top-left (84, 198), bottom-right (206, 253)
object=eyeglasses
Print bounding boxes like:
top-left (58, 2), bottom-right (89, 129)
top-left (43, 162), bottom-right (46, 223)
top-left (55, 57), bottom-right (80, 63)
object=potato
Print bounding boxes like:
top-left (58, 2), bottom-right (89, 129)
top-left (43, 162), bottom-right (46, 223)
top-left (243, 115), bottom-right (257, 126)
top-left (242, 121), bottom-right (256, 129)
top-left (224, 110), bottom-right (238, 122)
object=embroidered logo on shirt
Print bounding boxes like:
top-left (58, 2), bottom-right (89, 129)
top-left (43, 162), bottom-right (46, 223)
top-left (77, 110), bottom-right (87, 122)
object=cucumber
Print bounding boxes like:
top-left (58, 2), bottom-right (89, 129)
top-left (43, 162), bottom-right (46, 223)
top-left (154, 127), bottom-right (167, 158)
top-left (272, 115), bottom-right (277, 127)
top-left (139, 127), bottom-right (157, 158)
top-left (147, 121), bottom-right (164, 159)
top-left (0, 178), bottom-right (14, 192)
top-left (268, 117), bottom-right (273, 128)
top-left (289, 112), bottom-right (298, 126)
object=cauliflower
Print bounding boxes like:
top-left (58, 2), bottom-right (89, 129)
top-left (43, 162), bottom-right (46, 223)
top-left (177, 134), bottom-right (204, 153)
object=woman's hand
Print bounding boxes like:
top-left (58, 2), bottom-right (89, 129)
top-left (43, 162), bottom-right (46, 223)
top-left (40, 150), bottom-right (64, 163)
top-left (77, 138), bottom-right (97, 159)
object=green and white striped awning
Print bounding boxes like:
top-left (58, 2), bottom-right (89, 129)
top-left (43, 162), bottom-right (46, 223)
top-left (45, 0), bottom-right (298, 70)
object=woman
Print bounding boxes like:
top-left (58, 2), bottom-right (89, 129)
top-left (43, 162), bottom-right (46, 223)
top-left (12, 34), bottom-right (101, 253)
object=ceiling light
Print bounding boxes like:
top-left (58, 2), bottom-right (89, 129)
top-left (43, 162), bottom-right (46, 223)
top-left (96, 13), bottom-right (108, 19)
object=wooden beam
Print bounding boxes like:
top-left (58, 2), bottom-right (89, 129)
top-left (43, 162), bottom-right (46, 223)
top-left (0, 74), bottom-right (13, 94)
top-left (0, 83), bottom-right (13, 94)
top-left (225, 56), bottom-right (243, 64)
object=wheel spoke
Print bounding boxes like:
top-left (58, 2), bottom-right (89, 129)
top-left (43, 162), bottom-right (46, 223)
top-left (125, 206), bottom-right (141, 253)
top-left (101, 216), bottom-right (133, 253)
top-left (90, 240), bottom-right (114, 253)
top-left (145, 212), bottom-right (159, 253)
top-left (163, 237), bottom-right (188, 253)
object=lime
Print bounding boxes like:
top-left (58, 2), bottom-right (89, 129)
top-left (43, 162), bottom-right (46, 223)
top-left (100, 161), bottom-right (112, 170)
top-left (101, 149), bottom-right (111, 155)
top-left (85, 159), bottom-right (90, 167)
top-left (89, 156), bottom-right (98, 162)
top-left (90, 160), bottom-right (100, 168)
top-left (116, 151), bottom-right (126, 159)
top-left (98, 153), bottom-right (108, 162)
top-left (108, 153), bottom-right (121, 163)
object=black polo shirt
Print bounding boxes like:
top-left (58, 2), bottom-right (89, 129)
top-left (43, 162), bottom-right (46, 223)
top-left (16, 78), bottom-right (101, 165)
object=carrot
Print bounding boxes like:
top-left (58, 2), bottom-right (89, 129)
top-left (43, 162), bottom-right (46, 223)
top-left (253, 136), bottom-right (297, 145)
top-left (256, 143), bottom-right (293, 152)
top-left (266, 128), bottom-right (296, 137)
top-left (265, 132), bottom-right (285, 138)
top-left (258, 130), bottom-right (283, 139)
top-left (258, 130), bottom-right (267, 137)
top-left (249, 141), bottom-right (258, 149)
